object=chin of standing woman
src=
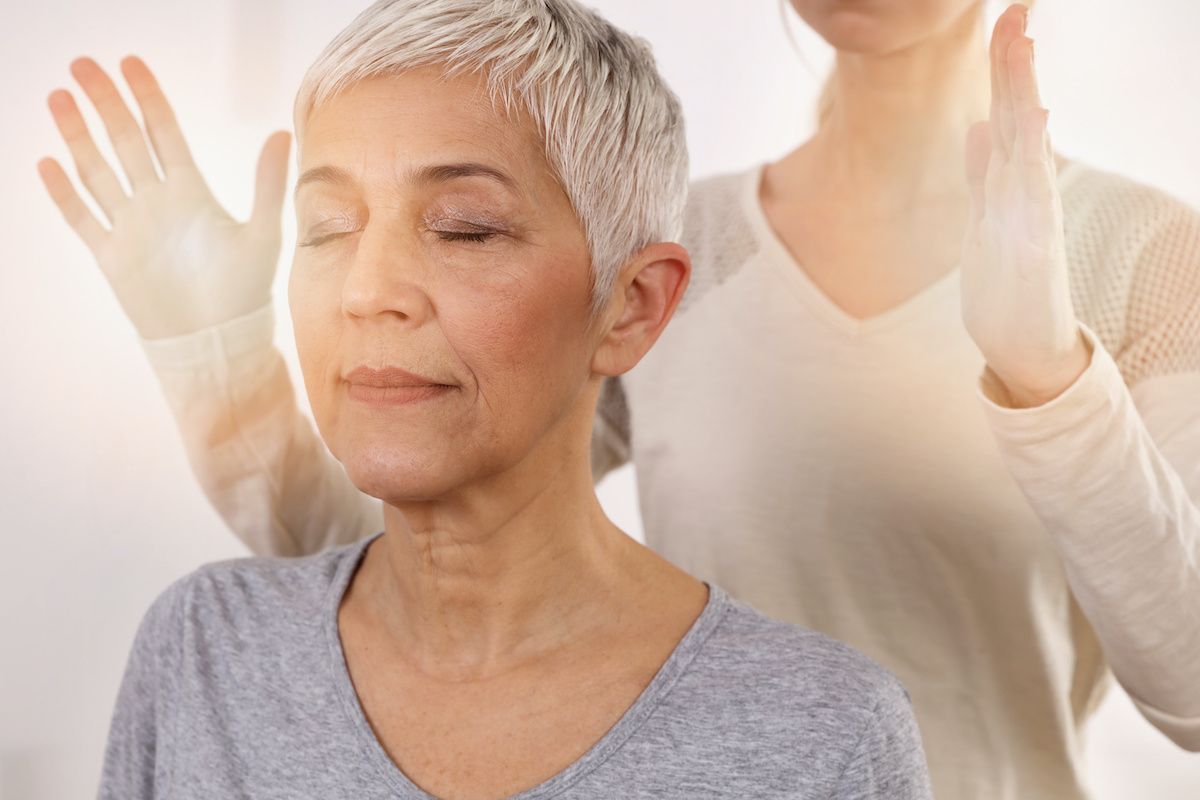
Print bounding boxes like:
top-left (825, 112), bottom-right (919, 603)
top-left (39, 1), bottom-right (1200, 798)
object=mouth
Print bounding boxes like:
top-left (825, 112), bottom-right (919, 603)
top-left (346, 383), bottom-right (454, 405)
top-left (343, 365), bottom-right (456, 406)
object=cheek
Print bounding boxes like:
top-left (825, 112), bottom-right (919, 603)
top-left (443, 256), bottom-right (592, 412)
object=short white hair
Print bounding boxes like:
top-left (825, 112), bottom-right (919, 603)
top-left (294, 0), bottom-right (689, 316)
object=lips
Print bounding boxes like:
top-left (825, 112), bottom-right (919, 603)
top-left (343, 365), bottom-right (446, 388)
top-left (343, 365), bottom-right (455, 406)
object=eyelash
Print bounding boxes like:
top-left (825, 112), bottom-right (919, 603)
top-left (298, 230), bottom-right (497, 248)
top-left (439, 230), bottom-right (495, 244)
top-left (298, 232), bottom-right (347, 248)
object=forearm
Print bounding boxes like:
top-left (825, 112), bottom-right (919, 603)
top-left (980, 322), bottom-right (1200, 749)
top-left (142, 303), bottom-right (382, 556)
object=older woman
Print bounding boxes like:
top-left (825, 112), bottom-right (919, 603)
top-left (81, 1), bottom-right (931, 798)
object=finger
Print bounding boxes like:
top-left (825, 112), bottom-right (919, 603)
top-left (1006, 36), bottom-right (1042, 121)
top-left (37, 157), bottom-right (109, 254)
top-left (47, 89), bottom-right (128, 221)
top-left (988, 4), bottom-right (1027, 158)
top-left (1015, 106), bottom-right (1052, 173)
top-left (964, 120), bottom-right (992, 229)
top-left (119, 55), bottom-right (198, 175)
top-left (1014, 107), bottom-right (1057, 245)
top-left (249, 130), bottom-right (292, 234)
top-left (70, 57), bottom-right (161, 189)
top-left (1017, 105), bottom-right (1056, 181)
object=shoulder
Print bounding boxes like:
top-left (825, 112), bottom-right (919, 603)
top-left (1058, 158), bottom-right (1200, 381)
top-left (649, 588), bottom-right (929, 797)
top-left (143, 536), bottom-right (371, 644)
top-left (685, 168), bottom-right (755, 219)
top-left (687, 590), bottom-right (914, 732)
top-left (187, 539), bottom-right (358, 595)
top-left (1060, 157), bottom-right (1200, 257)
top-left (663, 589), bottom-right (927, 792)
top-left (682, 167), bottom-right (758, 251)
top-left (677, 166), bottom-right (764, 313)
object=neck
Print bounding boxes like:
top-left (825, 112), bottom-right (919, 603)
top-left (353, 389), bottom-right (632, 681)
top-left (796, 6), bottom-right (991, 202)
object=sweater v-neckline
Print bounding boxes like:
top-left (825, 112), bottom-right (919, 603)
top-left (740, 160), bottom-right (1082, 340)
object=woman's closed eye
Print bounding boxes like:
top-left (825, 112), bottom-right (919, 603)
top-left (426, 211), bottom-right (508, 245)
top-left (296, 202), bottom-right (511, 248)
top-left (298, 210), bottom-right (361, 248)
top-left (298, 227), bottom-right (500, 248)
top-left (434, 228), bottom-right (498, 244)
top-left (299, 230), bottom-right (357, 248)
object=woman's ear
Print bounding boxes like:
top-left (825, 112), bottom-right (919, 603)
top-left (591, 241), bottom-right (690, 377)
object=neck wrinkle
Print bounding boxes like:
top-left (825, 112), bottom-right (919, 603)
top-left (353, 388), bottom-right (630, 681)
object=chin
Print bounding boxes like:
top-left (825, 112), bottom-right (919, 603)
top-left (340, 444), bottom-right (465, 505)
top-left (819, 28), bottom-right (898, 55)
top-left (791, 0), bottom-right (980, 56)
top-left (813, 10), bottom-right (921, 54)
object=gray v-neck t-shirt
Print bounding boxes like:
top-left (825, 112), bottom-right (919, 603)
top-left (97, 532), bottom-right (932, 799)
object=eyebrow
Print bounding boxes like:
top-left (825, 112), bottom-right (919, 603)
top-left (294, 161), bottom-right (517, 198)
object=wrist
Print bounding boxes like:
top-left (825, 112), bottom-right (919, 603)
top-left (992, 330), bottom-right (1093, 409)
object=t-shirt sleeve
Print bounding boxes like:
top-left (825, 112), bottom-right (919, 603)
top-left (833, 680), bottom-right (933, 800)
top-left (97, 577), bottom-right (189, 800)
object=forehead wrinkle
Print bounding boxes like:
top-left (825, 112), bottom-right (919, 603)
top-left (295, 76), bottom-right (554, 208)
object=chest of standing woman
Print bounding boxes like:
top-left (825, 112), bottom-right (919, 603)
top-left (622, 204), bottom-right (1054, 587)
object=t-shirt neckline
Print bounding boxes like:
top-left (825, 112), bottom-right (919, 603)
top-left (321, 530), bottom-right (732, 800)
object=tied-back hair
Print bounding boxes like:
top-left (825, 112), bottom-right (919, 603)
top-left (293, 0), bottom-right (690, 316)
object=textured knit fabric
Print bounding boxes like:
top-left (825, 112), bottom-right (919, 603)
top-left (609, 160), bottom-right (1200, 799)
top-left (138, 158), bottom-right (1200, 799)
top-left (97, 533), bottom-right (932, 800)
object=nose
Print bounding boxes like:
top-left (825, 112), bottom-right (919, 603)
top-left (340, 221), bottom-right (434, 326)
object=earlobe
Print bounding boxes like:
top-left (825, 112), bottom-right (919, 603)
top-left (591, 242), bottom-right (690, 378)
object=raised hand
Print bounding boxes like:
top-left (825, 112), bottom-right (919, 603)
top-left (38, 56), bottom-right (291, 340)
top-left (960, 4), bottom-right (1091, 408)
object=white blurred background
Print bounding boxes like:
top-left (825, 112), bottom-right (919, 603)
top-left (2, 0), bottom-right (1198, 796)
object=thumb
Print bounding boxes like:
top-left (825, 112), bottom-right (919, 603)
top-left (248, 130), bottom-right (292, 234)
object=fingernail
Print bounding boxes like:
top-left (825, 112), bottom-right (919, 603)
top-left (1020, 4), bottom-right (1030, 33)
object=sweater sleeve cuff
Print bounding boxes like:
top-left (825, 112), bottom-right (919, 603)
top-left (138, 303), bottom-right (277, 372)
top-left (975, 322), bottom-right (1126, 443)
top-left (1128, 692), bottom-right (1200, 752)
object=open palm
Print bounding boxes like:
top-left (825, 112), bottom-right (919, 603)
top-left (38, 56), bottom-right (291, 340)
top-left (960, 4), bottom-right (1090, 408)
